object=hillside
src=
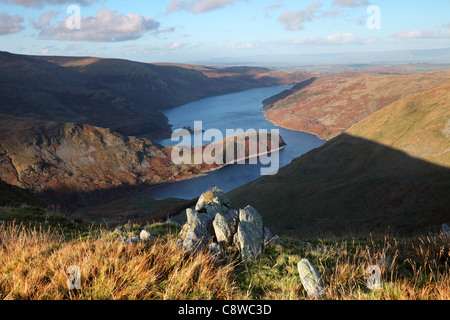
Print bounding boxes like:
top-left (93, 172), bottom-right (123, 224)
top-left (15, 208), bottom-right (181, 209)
top-left (0, 51), bottom-right (310, 139)
top-left (263, 70), bottom-right (450, 140)
top-left (228, 80), bottom-right (450, 237)
top-left (0, 117), bottom-right (221, 207)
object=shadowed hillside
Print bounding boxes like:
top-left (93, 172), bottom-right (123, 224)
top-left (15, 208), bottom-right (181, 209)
top-left (229, 81), bottom-right (450, 237)
top-left (0, 51), bottom-right (310, 139)
top-left (0, 117), bottom-right (219, 208)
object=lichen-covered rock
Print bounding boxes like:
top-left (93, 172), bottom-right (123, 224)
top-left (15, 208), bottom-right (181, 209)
top-left (213, 209), bottom-right (238, 246)
top-left (236, 206), bottom-right (264, 261)
top-left (181, 208), bottom-right (215, 253)
top-left (140, 230), bottom-right (155, 241)
top-left (195, 187), bottom-right (232, 212)
top-left (297, 258), bottom-right (326, 298)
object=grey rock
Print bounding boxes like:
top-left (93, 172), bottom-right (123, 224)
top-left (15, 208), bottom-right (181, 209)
top-left (213, 209), bottom-right (238, 246)
top-left (195, 188), bottom-right (232, 212)
top-left (130, 237), bottom-right (140, 244)
top-left (122, 237), bottom-right (140, 245)
top-left (297, 258), bottom-right (326, 298)
top-left (180, 208), bottom-right (215, 253)
top-left (442, 223), bottom-right (450, 236)
top-left (140, 230), bottom-right (155, 241)
top-left (236, 206), bottom-right (264, 261)
top-left (116, 227), bottom-right (125, 235)
top-left (208, 242), bottom-right (225, 262)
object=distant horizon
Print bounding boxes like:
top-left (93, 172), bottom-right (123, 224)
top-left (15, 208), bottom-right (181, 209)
top-left (1, 1), bottom-right (449, 65)
top-left (2, 46), bottom-right (450, 69)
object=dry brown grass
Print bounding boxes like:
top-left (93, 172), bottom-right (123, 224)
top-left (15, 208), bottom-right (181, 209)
top-left (236, 233), bottom-right (450, 300)
top-left (0, 222), bottom-right (239, 300)
top-left (1, 221), bottom-right (448, 300)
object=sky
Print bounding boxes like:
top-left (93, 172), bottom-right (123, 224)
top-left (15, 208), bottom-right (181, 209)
top-left (0, 0), bottom-right (449, 64)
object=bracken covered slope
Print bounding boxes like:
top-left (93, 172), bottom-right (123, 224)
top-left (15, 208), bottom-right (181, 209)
top-left (229, 80), bottom-right (450, 237)
top-left (264, 70), bottom-right (450, 140)
top-left (0, 117), bottom-right (217, 207)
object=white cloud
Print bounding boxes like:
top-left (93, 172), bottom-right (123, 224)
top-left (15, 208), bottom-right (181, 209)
top-left (226, 42), bottom-right (255, 49)
top-left (166, 0), bottom-right (238, 14)
top-left (0, 12), bottom-right (24, 35)
top-left (277, 2), bottom-right (321, 31)
top-left (168, 42), bottom-right (183, 50)
top-left (264, 3), bottom-right (282, 19)
top-left (39, 8), bottom-right (160, 42)
top-left (394, 29), bottom-right (450, 39)
top-left (332, 0), bottom-right (368, 7)
top-left (0, 0), bottom-right (99, 8)
top-left (32, 10), bottom-right (59, 29)
top-left (290, 33), bottom-right (376, 45)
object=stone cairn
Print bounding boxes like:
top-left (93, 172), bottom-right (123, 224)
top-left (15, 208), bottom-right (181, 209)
top-left (177, 187), bottom-right (281, 262)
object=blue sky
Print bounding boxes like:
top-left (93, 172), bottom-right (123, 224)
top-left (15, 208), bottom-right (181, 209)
top-left (0, 0), bottom-right (449, 64)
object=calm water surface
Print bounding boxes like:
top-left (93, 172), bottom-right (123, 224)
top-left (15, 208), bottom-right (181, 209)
top-left (139, 86), bottom-right (325, 200)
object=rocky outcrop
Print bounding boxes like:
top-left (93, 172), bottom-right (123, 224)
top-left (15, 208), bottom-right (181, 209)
top-left (178, 188), bottom-right (280, 261)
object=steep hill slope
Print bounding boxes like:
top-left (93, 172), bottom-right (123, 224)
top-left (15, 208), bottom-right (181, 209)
top-left (229, 81), bottom-right (450, 237)
top-left (0, 51), bottom-right (310, 139)
top-left (0, 117), bottom-right (218, 207)
top-left (264, 70), bottom-right (450, 140)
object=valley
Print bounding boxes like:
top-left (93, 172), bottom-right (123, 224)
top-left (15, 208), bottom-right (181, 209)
top-left (0, 51), bottom-right (449, 237)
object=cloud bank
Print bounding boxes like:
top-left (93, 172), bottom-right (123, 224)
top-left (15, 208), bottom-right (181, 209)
top-left (277, 2), bottom-right (321, 31)
top-left (166, 0), bottom-right (238, 14)
top-left (0, 0), bottom-right (98, 8)
top-left (39, 8), bottom-right (160, 42)
top-left (0, 12), bottom-right (24, 35)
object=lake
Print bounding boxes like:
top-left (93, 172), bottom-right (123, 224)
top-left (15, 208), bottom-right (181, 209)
top-left (138, 86), bottom-right (325, 200)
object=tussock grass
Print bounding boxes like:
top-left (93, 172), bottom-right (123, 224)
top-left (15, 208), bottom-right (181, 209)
top-left (0, 219), bottom-right (448, 300)
top-left (237, 233), bottom-right (449, 300)
top-left (0, 222), bottom-right (239, 300)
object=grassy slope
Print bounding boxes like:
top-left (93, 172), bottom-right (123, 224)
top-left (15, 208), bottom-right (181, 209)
top-left (228, 81), bottom-right (450, 237)
top-left (264, 70), bottom-right (450, 140)
top-left (0, 207), bottom-right (448, 300)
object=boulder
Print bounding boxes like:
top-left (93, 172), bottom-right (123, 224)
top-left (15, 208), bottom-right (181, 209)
top-left (297, 258), bottom-right (326, 298)
top-left (236, 206), bottom-right (264, 261)
top-left (195, 187), bottom-right (232, 212)
top-left (180, 208), bottom-right (215, 253)
top-left (140, 230), bottom-right (155, 241)
top-left (213, 209), bottom-right (238, 246)
top-left (131, 237), bottom-right (140, 244)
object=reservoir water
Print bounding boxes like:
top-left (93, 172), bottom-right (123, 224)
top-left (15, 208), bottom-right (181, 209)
top-left (140, 86), bottom-right (326, 200)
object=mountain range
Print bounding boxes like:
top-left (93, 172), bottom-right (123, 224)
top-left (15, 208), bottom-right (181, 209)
top-left (0, 51), bottom-right (449, 236)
